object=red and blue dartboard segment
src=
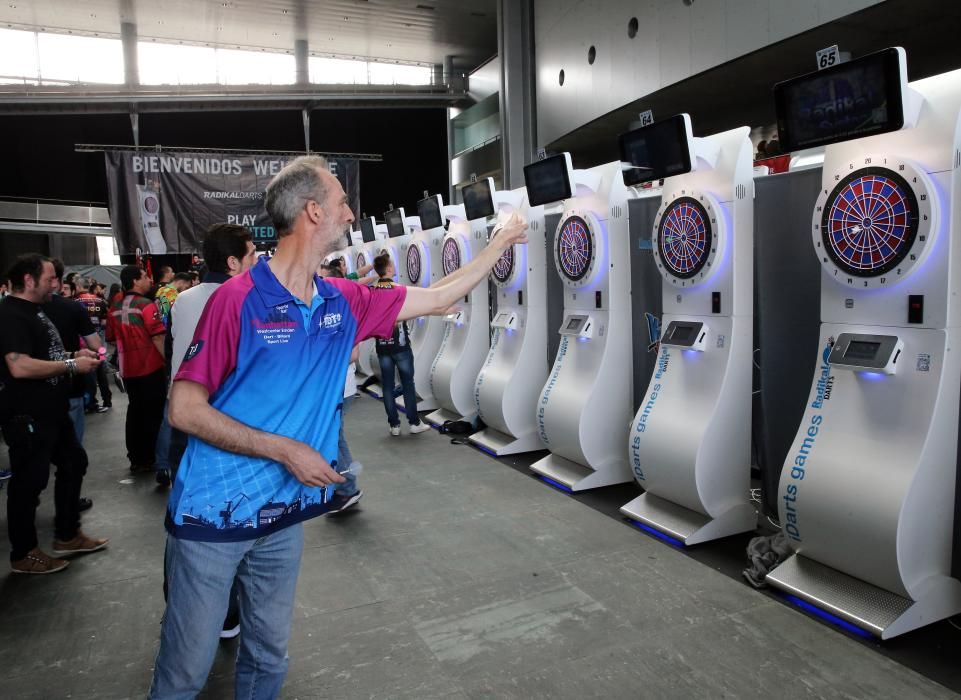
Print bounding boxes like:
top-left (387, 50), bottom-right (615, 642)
top-left (356, 252), bottom-right (366, 269)
top-left (406, 245), bottom-right (422, 285)
top-left (493, 245), bottom-right (514, 283)
top-left (657, 197), bottom-right (712, 279)
top-left (442, 237), bottom-right (461, 275)
top-left (557, 216), bottom-right (593, 282)
top-left (821, 168), bottom-right (919, 277)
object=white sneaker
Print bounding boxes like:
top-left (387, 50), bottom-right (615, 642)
top-left (408, 422), bottom-right (431, 435)
top-left (389, 425), bottom-right (401, 437)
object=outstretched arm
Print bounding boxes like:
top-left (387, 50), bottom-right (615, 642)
top-left (397, 213), bottom-right (527, 321)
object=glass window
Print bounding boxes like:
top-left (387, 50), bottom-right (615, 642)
top-left (368, 61), bottom-right (432, 85)
top-left (216, 48), bottom-right (294, 85)
top-left (139, 42), bottom-right (217, 85)
top-left (37, 33), bottom-right (123, 84)
top-left (309, 56), bottom-right (369, 85)
top-left (0, 28), bottom-right (39, 83)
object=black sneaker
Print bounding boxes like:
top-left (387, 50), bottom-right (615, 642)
top-left (220, 609), bottom-right (240, 640)
top-left (129, 463), bottom-right (153, 474)
top-left (326, 490), bottom-right (363, 516)
top-left (78, 497), bottom-right (93, 512)
top-left (155, 469), bottom-right (171, 487)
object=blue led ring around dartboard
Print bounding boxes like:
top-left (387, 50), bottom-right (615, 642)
top-left (406, 244), bottom-right (422, 285)
top-left (442, 237), bottom-right (461, 276)
top-left (557, 216), bottom-right (593, 282)
top-left (657, 197), bottom-right (712, 279)
top-left (493, 245), bottom-right (515, 283)
top-left (821, 168), bottom-right (919, 277)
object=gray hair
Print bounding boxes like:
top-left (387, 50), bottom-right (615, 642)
top-left (264, 155), bottom-right (331, 237)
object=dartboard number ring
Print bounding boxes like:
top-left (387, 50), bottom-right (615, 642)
top-left (812, 158), bottom-right (936, 288)
top-left (492, 245), bottom-right (515, 285)
top-left (406, 244), bottom-right (422, 286)
top-left (653, 192), bottom-right (721, 286)
top-left (442, 236), bottom-right (462, 276)
top-left (555, 214), bottom-right (596, 286)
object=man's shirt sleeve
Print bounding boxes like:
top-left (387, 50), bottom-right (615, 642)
top-left (327, 277), bottom-right (406, 343)
top-left (174, 283), bottom-right (244, 397)
top-left (0, 312), bottom-right (35, 358)
top-left (144, 300), bottom-right (167, 337)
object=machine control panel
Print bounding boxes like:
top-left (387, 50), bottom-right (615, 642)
top-left (491, 311), bottom-right (519, 330)
top-left (828, 333), bottom-right (903, 374)
top-left (661, 320), bottom-right (707, 351)
top-left (559, 314), bottom-right (594, 339)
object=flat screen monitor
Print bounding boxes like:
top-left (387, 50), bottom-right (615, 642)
top-left (524, 153), bottom-right (574, 206)
top-left (618, 114), bottom-right (694, 186)
top-left (360, 216), bottom-right (377, 243)
top-left (417, 195), bottom-right (444, 230)
top-left (384, 208), bottom-right (407, 238)
top-left (463, 179), bottom-right (495, 221)
top-left (774, 47), bottom-right (906, 151)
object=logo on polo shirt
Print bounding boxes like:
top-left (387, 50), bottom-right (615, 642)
top-left (321, 312), bottom-right (342, 329)
top-left (184, 340), bottom-right (204, 362)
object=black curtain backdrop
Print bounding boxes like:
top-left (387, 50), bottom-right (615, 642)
top-left (0, 107), bottom-right (450, 229)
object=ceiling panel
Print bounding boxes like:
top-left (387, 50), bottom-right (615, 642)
top-left (0, 0), bottom-right (498, 68)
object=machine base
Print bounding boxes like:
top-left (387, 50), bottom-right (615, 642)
top-left (424, 407), bottom-right (476, 427)
top-left (530, 454), bottom-right (632, 492)
top-left (619, 493), bottom-right (756, 546)
top-left (467, 428), bottom-right (544, 457)
top-left (765, 554), bottom-right (961, 639)
top-left (396, 395), bottom-right (439, 412)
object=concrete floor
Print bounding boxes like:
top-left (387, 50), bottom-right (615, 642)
top-left (0, 392), bottom-right (957, 699)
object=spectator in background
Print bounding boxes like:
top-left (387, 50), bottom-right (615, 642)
top-left (188, 271), bottom-right (201, 287)
top-left (0, 254), bottom-right (107, 574)
top-left (766, 139), bottom-right (783, 156)
top-left (155, 272), bottom-right (192, 328)
top-left (75, 277), bottom-right (112, 412)
top-left (156, 266), bottom-right (174, 288)
top-left (108, 283), bottom-right (122, 304)
top-left (755, 140), bottom-right (768, 161)
top-left (372, 253), bottom-right (430, 437)
top-left (0, 278), bottom-right (9, 299)
top-left (107, 265), bottom-right (166, 474)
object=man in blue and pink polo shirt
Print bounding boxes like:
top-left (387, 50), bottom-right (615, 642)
top-left (149, 156), bottom-right (528, 698)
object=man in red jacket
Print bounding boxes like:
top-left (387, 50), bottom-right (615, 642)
top-left (106, 265), bottom-right (166, 473)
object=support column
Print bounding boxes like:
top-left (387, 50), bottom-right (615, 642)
top-left (302, 108), bottom-right (311, 152)
top-left (121, 21), bottom-right (139, 88)
top-left (497, 0), bottom-right (536, 189)
top-left (295, 39), bottom-right (309, 86)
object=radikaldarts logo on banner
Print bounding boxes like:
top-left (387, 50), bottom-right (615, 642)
top-left (104, 151), bottom-right (360, 255)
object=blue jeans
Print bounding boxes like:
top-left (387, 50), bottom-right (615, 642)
top-left (67, 397), bottom-right (85, 444)
top-left (155, 401), bottom-right (172, 473)
top-left (149, 524), bottom-right (304, 699)
top-left (337, 395), bottom-right (358, 496)
top-left (378, 349), bottom-right (420, 427)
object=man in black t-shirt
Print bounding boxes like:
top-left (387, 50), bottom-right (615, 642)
top-left (0, 254), bottom-right (109, 575)
top-left (44, 261), bottom-right (103, 445)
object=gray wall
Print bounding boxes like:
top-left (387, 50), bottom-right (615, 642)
top-left (753, 168), bottom-right (823, 517)
top-left (534, 0), bottom-right (882, 145)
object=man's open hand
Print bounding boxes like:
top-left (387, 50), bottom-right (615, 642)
top-left (490, 211), bottom-right (529, 249)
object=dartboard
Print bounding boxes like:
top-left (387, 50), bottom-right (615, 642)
top-left (657, 197), bottom-right (712, 279)
top-left (356, 252), bottom-right (366, 269)
top-left (821, 168), bottom-right (918, 277)
top-left (442, 237), bottom-right (461, 275)
top-left (557, 216), bottom-right (593, 281)
top-left (493, 246), bottom-right (514, 283)
top-left (406, 244), bottom-right (422, 285)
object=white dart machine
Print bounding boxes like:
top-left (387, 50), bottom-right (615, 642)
top-left (394, 194), bottom-right (447, 412)
top-left (764, 49), bottom-right (961, 639)
top-left (355, 216), bottom-right (385, 380)
top-left (469, 186), bottom-right (549, 456)
top-left (364, 208), bottom-right (418, 399)
top-left (528, 154), bottom-right (634, 491)
top-left (619, 115), bottom-right (757, 544)
top-left (424, 180), bottom-right (494, 426)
